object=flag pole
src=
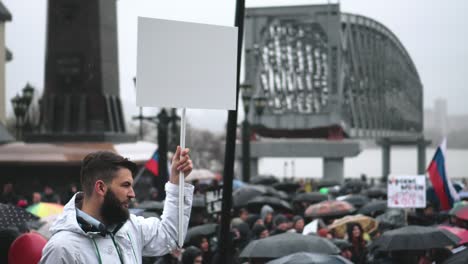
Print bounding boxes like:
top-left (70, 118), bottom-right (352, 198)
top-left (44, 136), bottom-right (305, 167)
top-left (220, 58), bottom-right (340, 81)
top-left (178, 108), bottom-right (186, 247)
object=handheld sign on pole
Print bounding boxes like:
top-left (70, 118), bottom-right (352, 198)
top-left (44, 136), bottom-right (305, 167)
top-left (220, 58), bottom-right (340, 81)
top-left (387, 175), bottom-right (426, 208)
top-left (136, 17), bottom-right (237, 247)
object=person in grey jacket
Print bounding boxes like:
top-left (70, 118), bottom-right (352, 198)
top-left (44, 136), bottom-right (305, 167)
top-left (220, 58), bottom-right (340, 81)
top-left (40, 146), bottom-right (194, 264)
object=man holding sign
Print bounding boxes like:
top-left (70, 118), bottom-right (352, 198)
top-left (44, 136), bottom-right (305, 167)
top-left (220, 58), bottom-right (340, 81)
top-left (40, 146), bottom-right (194, 264)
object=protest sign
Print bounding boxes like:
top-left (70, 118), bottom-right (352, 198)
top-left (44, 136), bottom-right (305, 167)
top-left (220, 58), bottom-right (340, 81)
top-left (205, 187), bottom-right (223, 216)
top-left (387, 175), bottom-right (426, 208)
top-left (136, 17), bottom-right (238, 246)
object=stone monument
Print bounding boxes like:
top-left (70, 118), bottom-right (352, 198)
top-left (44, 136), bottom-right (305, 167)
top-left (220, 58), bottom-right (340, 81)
top-left (27, 0), bottom-right (135, 142)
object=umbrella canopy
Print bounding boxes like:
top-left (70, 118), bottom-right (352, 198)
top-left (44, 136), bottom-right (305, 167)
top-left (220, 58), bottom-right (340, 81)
top-left (442, 248), bottom-right (468, 264)
top-left (185, 223), bottom-right (218, 245)
top-left (362, 187), bottom-right (387, 199)
top-left (305, 200), bottom-right (355, 218)
top-left (240, 232), bottom-right (340, 259)
top-left (266, 252), bottom-right (352, 264)
top-left (0, 203), bottom-right (39, 229)
top-left (371, 225), bottom-right (460, 252)
top-left (233, 185), bottom-right (267, 208)
top-left (272, 182), bottom-right (300, 193)
top-left (358, 200), bottom-right (387, 217)
top-left (250, 175), bottom-right (279, 185)
top-left (449, 204), bottom-right (468, 221)
top-left (328, 214), bottom-right (379, 238)
top-left (233, 185), bottom-right (287, 208)
top-left (316, 179), bottom-right (341, 189)
top-left (375, 209), bottom-right (406, 228)
top-left (438, 225), bottom-right (468, 245)
top-left (292, 192), bottom-right (328, 204)
top-left (26, 202), bottom-right (64, 218)
top-left (337, 194), bottom-right (370, 209)
top-left (341, 180), bottom-right (368, 194)
top-left (246, 196), bottom-right (293, 213)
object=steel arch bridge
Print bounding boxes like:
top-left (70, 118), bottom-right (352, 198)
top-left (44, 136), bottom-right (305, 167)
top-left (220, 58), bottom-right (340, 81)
top-left (243, 4), bottom-right (423, 139)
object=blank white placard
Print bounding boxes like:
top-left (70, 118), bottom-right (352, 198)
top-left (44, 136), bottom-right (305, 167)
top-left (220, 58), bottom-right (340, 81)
top-left (136, 17), bottom-right (238, 110)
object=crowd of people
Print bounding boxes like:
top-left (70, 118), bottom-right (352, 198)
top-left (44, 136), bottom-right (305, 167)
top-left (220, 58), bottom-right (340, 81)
top-left (2, 173), bottom-right (468, 264)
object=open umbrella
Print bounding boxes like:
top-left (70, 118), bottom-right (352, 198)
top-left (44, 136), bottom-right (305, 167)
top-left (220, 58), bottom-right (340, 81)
top-left (449, 204), bottom-right (468, 221)
top-left (337, 194), bottom-right (369, 209)
top-left (273, 182), bottom-right (300, 193)
top-left (292, 192), bottom-right (328, 204)
top-left (442, 248), bottom-right (468, 264)
top-left (251, 175), bottom-right (279, 185)
top-left (362, 187), bottom-right (387, 199)
top-left (185, 223), bottom-right (218, 245)
top-left (246, 196), bottom-right (293, 213)
top-left (233, 185), bottom-right (268, 208)
top-left (371, 225), bottom-right (460, 252)
top-left (438, 225), bottom-right (468, 245)
top-left (0, 203), bottom-right (39, 230)
top-left (240, 232), bottom-right (340, 259)
top-left (328, 214), bottom-right (379, 238)
top-left (26, 202), bottom-right (64, 218)
top-left (375, 209), bottom-right (406, 228)
top-left (35, 214), bottom-right (60, 239)
top-left (305, 200), bottom-right (355, 218)
top-left (266, 252), bottom-right (352, 264)
top-left (358, 200), bottom-right (387, 217)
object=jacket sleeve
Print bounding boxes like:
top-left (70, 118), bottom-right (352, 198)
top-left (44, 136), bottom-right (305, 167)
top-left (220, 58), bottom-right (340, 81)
top-left (39, 238), bottom-right (82, 264)
top-left (135, 182), bottom-right (194, 256)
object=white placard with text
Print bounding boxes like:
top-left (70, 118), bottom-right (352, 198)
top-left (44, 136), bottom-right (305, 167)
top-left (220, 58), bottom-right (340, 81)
top-left (388, 175), bottom-right (426, 208)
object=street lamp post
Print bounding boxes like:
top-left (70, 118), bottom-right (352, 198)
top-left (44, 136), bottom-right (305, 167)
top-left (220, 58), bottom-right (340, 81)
top-left (10, 83), bottom-right (35, 140)
top-left (240, 83), bottom-right (253, 182)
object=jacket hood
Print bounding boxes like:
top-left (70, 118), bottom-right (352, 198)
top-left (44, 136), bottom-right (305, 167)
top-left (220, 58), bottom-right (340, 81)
top-left (49, 192), bottom-right (87, 237)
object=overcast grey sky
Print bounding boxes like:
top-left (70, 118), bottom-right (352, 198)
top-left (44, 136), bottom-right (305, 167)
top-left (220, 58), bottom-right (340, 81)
top-left (3, 0), bottom-right (468, 132)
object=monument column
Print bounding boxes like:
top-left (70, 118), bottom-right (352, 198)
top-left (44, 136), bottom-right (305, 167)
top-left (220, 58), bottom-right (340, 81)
top-left (27, 0), bottom-right (135, 142)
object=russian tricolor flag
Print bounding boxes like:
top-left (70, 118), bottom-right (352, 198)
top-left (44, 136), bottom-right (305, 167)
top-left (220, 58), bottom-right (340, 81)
top-left (427, 139), bottom-right (459, 210)
top-left (145, 150), bottom-right (160, 176)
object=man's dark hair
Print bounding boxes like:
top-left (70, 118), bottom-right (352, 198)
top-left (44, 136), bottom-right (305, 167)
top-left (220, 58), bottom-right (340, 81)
top-left (80, 151), bottom-right (137, 196)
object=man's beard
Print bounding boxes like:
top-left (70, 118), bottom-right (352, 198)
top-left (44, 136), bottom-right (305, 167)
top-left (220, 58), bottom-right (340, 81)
top-left (100, 188), bottom-right (130, 226)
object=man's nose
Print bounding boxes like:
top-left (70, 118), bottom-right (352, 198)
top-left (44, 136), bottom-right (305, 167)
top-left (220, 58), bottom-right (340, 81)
top-left (128, 187), bottom-right (136, 199)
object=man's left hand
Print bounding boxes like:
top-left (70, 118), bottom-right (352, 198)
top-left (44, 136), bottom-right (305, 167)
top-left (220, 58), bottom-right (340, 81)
top-left (169, 146), bottom-right (193, 185)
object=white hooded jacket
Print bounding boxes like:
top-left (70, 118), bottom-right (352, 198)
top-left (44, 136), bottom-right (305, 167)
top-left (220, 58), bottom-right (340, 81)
top-left (40, 182), bottom-right (194, 264)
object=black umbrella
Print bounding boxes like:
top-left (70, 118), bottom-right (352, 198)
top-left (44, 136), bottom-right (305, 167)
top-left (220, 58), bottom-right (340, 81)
top-left (316, 179), bottom-right (341, 189)
top-left (251, 175), bottom-right (279, 185)
top-left (341, 180), bottom-right (368, 194)
top-left (233, 185), bottom-right (267, 208)
top-left (442, 248), bottom-right (468, 264)
top-left (240, 232), bottom-right (340, 259)
top-left (338, 194), bottom-right (369, 209)
top-left (185, 223), bottom-right (218, 245)
top-left (292, 192), bottom-right (328, 204)
top-left (233, 185), bottom-right (287, 208)
top-left (272, 182), bottom-right (300, 193)
top-left (371, 225), bottom-right (460, 252)
top-left (266, 252), bottom-right (352, 264)
top-left (358, 200), bottom-right (387, 217)
top-left (362, 187), bottom-right (387, 199)
top-left (0, 203), bottom-right (39, 230)
top-left (375, 209), bottom-right (406, 228)
top-left (246, 196), bottom-right (293, 213)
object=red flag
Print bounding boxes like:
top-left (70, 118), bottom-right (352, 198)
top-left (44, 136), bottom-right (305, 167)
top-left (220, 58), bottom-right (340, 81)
top-left (145, 150), bottom-right (159, 176)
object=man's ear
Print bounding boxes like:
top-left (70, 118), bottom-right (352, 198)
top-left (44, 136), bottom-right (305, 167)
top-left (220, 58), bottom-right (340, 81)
top-left (94, 180), bottom-right (107, 197)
